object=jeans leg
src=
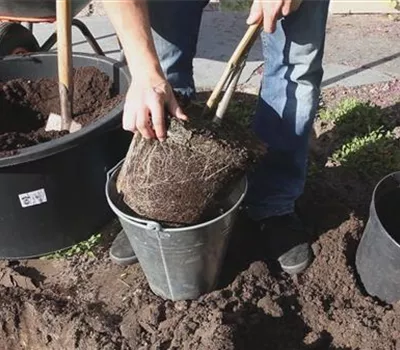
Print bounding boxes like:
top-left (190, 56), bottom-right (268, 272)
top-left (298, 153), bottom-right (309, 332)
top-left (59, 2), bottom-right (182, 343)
top-left (148, 0), bottom-right (209, 98)
top-left (245, 0), bottom-right (330, 220)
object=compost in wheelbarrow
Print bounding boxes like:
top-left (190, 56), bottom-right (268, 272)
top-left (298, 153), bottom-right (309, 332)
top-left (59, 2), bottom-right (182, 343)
top-left (0, 65), bottom-right (123, 156)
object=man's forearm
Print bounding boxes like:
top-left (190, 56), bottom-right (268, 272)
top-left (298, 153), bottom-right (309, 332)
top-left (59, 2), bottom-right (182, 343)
top-left (103, 0), bottom-right (164, 85)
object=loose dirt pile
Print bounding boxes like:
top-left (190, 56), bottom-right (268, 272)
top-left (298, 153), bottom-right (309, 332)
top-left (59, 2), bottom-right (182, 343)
top-left (0, 213), bottom-right (399, 350)
top-left (0, 66), bottom-right (123, 157)
top-left (117, 101), bottom-right (266, 225)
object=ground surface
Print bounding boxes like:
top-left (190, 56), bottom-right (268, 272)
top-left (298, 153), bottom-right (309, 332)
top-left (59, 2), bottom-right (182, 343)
top-left (0, 78), bottom-right (399, 350)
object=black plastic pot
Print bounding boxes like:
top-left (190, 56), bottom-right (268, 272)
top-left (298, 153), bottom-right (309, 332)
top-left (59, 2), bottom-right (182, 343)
top-left (0, 0), bottom-right (90, 20)
top-left (0, 53), bottom-right (131, 259)
top-left (355, 171), bottom-right (400, 304)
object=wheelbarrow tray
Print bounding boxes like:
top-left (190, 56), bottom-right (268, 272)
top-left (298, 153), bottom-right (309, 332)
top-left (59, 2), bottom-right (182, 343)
top-left (0, 0), bottom-right (90, 22)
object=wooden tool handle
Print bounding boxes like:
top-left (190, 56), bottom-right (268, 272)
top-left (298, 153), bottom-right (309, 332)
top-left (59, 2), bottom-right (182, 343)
top-left (226, 22), bottom-right (261, 68)
top-left (56, 0), bottom-right (73, 125)
top-left (205, 22), bottom-right (262, 111)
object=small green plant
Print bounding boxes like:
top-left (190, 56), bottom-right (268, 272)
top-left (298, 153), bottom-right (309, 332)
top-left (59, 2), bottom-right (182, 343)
top-left (319, 98), bottom-right (360, 122)
top-left (319, 99), bottom-right (383, 132)
top-left (330, 127), bottom-right (400, 178)
top-left (41, 233), bottom-right (102, 260)
top-left (318, 98), bottom-right (390, 154)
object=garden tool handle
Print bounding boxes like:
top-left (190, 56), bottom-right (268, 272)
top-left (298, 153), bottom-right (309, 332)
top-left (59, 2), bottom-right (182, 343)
top-left (213, 59), bottom-right (246, 124)
top-left (205, 22), bottom-right (262, 112)
top-left (56, 0), bottom-right (73, 125)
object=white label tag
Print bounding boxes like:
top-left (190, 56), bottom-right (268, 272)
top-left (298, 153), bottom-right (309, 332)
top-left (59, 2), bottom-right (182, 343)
top-left (18, 189), bottom-right (48, 208)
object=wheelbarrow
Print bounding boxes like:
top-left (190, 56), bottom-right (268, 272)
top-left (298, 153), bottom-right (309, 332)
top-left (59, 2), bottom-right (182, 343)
top-left (0, 0), bottom-right (105, 56)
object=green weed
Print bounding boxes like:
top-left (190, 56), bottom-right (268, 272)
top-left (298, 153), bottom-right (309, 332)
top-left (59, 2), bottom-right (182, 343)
top-left (319, 99), bottom-right (384, 138)
top-left (41, 233), bottom-right (102, 260)
top-left (316, 97), bottom-right (399, 179)
top-left (319, 98), bottom-right (360, 122)
top-left (330, 127), bottom-right (400, 178)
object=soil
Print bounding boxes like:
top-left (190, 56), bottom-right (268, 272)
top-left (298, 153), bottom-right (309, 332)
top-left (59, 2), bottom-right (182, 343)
top-left (0, 80), bottom-right (399, 350)
top-left (116, 99), bottom-right (266, 226)
top-left (0, 66), bottom-right (124, 157)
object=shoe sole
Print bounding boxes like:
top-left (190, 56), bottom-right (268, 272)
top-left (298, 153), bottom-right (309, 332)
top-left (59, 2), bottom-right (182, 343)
top-left (109, 251), bottom-right (138, 267)
top-left (279, 254), bottom-right (312, 275)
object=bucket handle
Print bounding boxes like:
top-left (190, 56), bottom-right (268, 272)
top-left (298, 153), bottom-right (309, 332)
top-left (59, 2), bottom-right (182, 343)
top-left (118, 210), bottom-right (165, 233)
top-left (107, 158), bottom-right (125, 180)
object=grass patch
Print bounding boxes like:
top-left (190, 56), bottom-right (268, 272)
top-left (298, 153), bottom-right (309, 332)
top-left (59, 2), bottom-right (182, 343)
top-left (329, 127), bottom-right (400, 178)
top-left (41, 233), bottom-right (102, 260)
top-left (319, 98), bottom-right (361, 122)
top-left (319, 99), bottom-right (384, 138)
top-left (317, 97), bottom-right (399, 179)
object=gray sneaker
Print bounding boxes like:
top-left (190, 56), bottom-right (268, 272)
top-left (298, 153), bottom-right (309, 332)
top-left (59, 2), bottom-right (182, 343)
top-left (109, 230), bottom-right (138, 266)
top-left (260, 213), bottom-right (312, 275)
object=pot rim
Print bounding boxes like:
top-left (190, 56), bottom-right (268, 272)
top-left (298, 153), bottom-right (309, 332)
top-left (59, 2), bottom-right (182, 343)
top-left (106, 160), bottom-right (248, 233)
top-left (0, 52), bottom-right (130, 168)
top-left (370, 170), bottom-right (400, 249)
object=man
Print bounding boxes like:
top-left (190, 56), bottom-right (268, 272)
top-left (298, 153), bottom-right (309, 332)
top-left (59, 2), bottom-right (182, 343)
top-left (103, 0), bottom-right (330, 274)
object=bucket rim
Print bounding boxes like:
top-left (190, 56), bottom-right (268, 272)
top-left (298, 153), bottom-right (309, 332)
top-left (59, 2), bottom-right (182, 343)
top-left (106, 160), bottom-right (248, 232)
top-left (370, 170), bottom-right (400, 249)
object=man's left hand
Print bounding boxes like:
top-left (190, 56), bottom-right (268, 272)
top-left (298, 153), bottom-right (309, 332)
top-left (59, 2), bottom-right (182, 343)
top-left (246, 0), bottom-right (303, 33)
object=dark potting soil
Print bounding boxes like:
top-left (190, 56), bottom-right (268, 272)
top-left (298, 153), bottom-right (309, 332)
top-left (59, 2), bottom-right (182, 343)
top-left (0, 66), bottom-right (124, 157)
top-left (116, 99), bottom-right (267, 226)
top-left (376, 188), bottom-right (400, 244)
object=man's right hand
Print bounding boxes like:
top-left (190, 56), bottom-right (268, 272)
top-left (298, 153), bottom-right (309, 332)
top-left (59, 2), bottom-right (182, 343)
top-left (122, 79), bottom-right (188, 141)
top-left (102, 0), bottom-right (187, 141)
top-left (247, 0), bottom-right (303, 33)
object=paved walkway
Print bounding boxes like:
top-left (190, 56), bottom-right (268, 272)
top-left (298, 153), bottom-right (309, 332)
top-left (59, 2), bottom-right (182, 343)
top-left (30, 12), bottom-right (400, 93)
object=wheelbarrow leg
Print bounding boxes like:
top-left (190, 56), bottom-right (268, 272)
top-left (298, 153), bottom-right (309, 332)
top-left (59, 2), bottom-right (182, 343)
top-left (117, 37), bottom-right (126, 64)
top-left (40, 32), bottom-right (57, 52)
top-left (39, 18), bottom-right (105, 56)
top-left (72, 19), bottom-right (104, 56)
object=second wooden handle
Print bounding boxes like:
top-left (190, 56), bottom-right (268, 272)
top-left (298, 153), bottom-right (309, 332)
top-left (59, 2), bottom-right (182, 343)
top-left (205, 22), bottom-right (262, 111)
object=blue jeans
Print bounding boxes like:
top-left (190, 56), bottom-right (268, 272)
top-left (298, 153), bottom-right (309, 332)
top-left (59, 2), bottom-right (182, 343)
top-left (148, 0), bottom-right (209, 98)
top-left (245, 0), bottom-right (330, 219)
top-left (149, 0), bottom-right (330, 220)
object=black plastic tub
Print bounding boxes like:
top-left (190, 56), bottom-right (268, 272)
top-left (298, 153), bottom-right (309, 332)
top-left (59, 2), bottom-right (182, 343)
top-left (0, 53), bottom-right (131, 259)
top-left (355, 171), bottom-right (400, 304)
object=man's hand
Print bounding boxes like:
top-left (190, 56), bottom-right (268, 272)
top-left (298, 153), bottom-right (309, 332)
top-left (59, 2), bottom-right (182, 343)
top-left (123, 79), bottom-right (188, 141)
top-left (103, 0), bottom-right (188, 141)
top-left (246, 0), bottom-right (303, 33)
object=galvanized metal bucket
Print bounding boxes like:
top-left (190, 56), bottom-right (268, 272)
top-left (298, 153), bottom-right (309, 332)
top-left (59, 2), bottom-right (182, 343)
top-left (106, 160), bottom-right (247, 301)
